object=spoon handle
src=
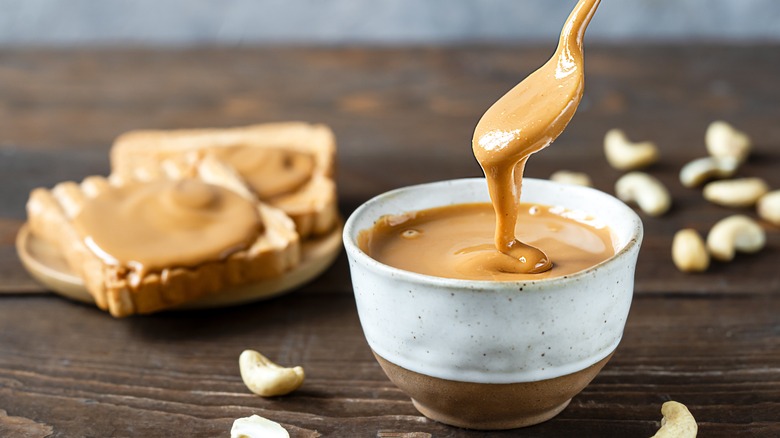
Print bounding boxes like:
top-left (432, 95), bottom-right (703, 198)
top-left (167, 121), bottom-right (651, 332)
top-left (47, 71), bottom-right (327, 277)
top-left (559, 0), bottom-right (601, 53)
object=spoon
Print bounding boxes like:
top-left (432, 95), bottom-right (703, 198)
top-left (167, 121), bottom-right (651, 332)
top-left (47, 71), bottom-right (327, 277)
top-left (472, 0), bottom-right (601, 274)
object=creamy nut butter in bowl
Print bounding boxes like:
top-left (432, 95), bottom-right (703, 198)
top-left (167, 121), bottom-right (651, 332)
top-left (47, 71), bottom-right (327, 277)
top-left (343, 178), bottom-right (642, 429)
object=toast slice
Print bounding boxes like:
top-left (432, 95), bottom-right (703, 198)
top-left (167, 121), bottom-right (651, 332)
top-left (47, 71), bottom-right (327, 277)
top-left (26, 163), bottom-right (300, 318)
top-left (110, 122), bottom-right (338, 238)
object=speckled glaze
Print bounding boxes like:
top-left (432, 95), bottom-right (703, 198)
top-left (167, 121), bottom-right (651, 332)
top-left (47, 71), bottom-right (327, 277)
top-left (343, 178), bottom-right (642, 429)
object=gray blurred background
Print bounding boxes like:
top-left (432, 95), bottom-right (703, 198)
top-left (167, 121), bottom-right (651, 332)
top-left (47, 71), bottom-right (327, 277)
top-left (1, 0), bottom-right (778, 46)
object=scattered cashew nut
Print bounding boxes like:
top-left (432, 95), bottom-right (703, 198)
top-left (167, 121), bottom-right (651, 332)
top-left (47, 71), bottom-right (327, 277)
top-left (706, 120), bottom-right (751, 164)
top-left (615, 172), bottom-right (671, 216)
top-left (703, 177), bottom-right (769, 208)
top-left (672, 229), bottom-right (709, 273)
top-left (757, 190), bottom-right (780, 226)
top-left (650, 401), bottom-right (698, 438)
top-left (706, 215), bottom-right (766, 262)
top-left (231, 415), bottom-right (289, 438)
top-left (679, 156), bottom-right (739, 188)
top-left (549, 170), bottom-right (593, 187)
top-left (239, 350), bottom-right (305, 397)
top-left (604, 129), bottom-right (659, 170)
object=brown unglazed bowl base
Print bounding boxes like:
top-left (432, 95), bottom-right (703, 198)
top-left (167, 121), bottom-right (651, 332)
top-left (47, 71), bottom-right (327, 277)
top-left (374, 351), bottom-right (613, 430)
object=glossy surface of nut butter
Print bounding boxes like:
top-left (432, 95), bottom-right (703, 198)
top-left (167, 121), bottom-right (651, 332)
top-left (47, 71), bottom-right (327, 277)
top-left (209, 147), bottom-right (315, 199)
top-left (359, 202), bottom-right (614, 281)
top-left (472, 0), bottom-right (600, 274)
top-left (73, 178), bottom-right (261, 275)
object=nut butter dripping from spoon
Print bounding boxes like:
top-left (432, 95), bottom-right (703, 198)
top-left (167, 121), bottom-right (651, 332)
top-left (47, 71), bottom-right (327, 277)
top-left (472, 0), bottom-right (600, 274)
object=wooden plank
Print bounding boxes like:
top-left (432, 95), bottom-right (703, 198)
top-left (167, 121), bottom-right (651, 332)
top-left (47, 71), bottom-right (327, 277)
top-left (1, 46), bottom-right (778, 295)
top-left (0, 293), bottom-right (776, 437)
top-left (0, 46), bottom-right (778, 436)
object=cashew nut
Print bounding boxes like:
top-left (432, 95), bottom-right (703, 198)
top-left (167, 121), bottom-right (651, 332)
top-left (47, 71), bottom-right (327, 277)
top-left (549, 170), bottom-right (592, 187)
top-left (239, 350), bottom-right (305, 397)
top-left (650, 401), bottom-right (697, 438)
top-left (231, 415), bottom-right (289, 438)
top-left (615, 172), bottom-right (671, 216)
top-left (604, 129), bottom-right (659, 170)
top-left (706, 215), bottom-right (766, 261)
top-left (757, 190), bottom-right (780, 226)
top-left (703, 177), bottom-right (769, 208)
top-left (672, 229), bottom-right (709, 273)
top-left (679, 156), bottom-right (739, 188)
top-left (705, 120), bottom-right (751, 163)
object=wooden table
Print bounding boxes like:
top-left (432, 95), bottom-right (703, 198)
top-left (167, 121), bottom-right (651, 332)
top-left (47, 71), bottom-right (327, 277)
top-left (0, 46), bottom-right (778, 437)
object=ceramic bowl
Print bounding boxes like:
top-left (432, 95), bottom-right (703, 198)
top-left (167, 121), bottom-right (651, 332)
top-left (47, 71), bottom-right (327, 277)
top-left (343, 178), bottom-right (643, 430)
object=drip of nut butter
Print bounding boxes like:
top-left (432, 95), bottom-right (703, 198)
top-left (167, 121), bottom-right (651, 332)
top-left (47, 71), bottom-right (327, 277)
top-left (472, 0), bottom-right (600, 274)
top-left (209, 146), bottom-right (315, 199)
top-left (73, 178), bottom-right (261, 276)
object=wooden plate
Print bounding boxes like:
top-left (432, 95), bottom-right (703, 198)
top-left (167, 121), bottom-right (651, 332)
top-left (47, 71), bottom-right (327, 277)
top-left (16, 222), bottom-right (342, 310)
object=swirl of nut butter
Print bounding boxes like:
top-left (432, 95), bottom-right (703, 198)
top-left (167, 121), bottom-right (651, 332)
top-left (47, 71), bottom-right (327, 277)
top-left (73, 178), bottom-right (261, 276)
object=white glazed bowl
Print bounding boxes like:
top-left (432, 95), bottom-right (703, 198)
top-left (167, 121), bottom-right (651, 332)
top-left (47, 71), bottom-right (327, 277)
top-left (343, 178), bottom-right (643, 429)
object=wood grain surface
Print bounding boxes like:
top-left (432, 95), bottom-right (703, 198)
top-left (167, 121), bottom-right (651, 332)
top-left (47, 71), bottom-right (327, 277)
top-left (0, 46), bottom-right (778, 437)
